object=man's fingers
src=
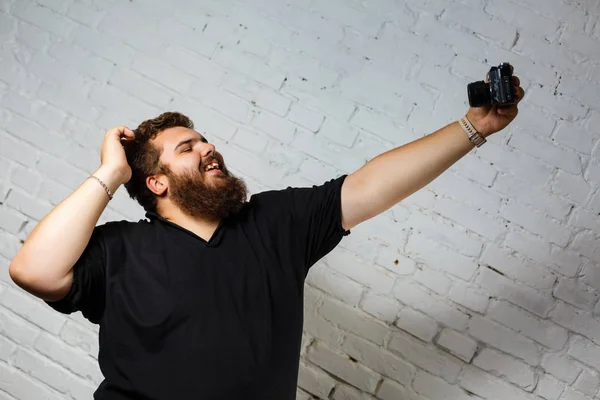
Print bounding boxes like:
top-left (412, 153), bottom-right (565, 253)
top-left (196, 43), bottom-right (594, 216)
top-left (106, 126), bottom-right (127, 136)
top-left (515, 86), bottom-right (525, 102)
top-left (121, 128), bottom-right (135, 140)
top-left (106, 126), bottom-right (135, 140)
top-left (513, 75), bottom-right (520, 86)
top-left (498, 105), bottom-right (518, 117)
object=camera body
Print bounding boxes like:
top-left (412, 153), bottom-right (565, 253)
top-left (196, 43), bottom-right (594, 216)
top-left (468, 62), bottom-right (516, 107)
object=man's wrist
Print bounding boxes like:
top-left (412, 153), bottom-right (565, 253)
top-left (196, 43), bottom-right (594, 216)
top-left (459, 117), bottom-right (487, 148)
top-left (94, 165), bottom-right (126, 193)
top-left (465, 110), bottom-right (493, 137)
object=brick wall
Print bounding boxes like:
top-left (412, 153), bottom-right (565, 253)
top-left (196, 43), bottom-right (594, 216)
top-left (0, 0), bottom-right (599, 399)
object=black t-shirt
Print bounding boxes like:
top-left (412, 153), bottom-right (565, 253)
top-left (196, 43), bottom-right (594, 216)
top-left (45, 175), bottom-right (351, 400)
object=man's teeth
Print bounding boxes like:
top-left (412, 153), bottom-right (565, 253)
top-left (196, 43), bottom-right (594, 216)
top-left (206, 163), bottom-right (220, 171)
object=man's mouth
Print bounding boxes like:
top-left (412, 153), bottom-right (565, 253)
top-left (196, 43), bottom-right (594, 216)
top-left (204, 161), bottom-right (223, 175)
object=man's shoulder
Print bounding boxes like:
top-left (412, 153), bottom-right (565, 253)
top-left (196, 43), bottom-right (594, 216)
top-left (248, 183), bottom-right (304, 205)
top-left (248, 176), bottom-right (345, 207)
top-left (246, 187), bottom-right (295, 216)
top-left (94, 218), bottom-right (153, 237)
top-left (97, 217), bottom-right (149, 228)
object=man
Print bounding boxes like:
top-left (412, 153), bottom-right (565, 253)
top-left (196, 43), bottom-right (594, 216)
top-left (9, 69), bottom-right (524, 399)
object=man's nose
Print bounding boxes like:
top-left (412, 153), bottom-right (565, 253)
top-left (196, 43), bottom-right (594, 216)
top-left (201, 143), bottom-right (216, 157)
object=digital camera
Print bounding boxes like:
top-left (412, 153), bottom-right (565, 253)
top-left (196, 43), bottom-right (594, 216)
top-left (467, 62), bottom-right (516, 107)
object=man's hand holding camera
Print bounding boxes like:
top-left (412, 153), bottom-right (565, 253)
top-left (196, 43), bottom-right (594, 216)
top-left (465, 63), bottom-right (525, 138)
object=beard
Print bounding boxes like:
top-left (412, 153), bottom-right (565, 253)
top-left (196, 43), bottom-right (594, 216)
top-left (164, 162), bottom-right (248, 222)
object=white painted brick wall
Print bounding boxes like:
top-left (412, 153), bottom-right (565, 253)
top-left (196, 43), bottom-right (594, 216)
top-left (537, 374), bottom-right (565, 400)
top-left (1, 0), bottom-right (599, 399)
top-left (472, 347), bottom-right (536, 389)
top-left (435, 328), bottom-right (478, 363)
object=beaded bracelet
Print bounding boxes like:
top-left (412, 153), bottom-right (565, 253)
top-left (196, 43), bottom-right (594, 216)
top-left (88, 175), bottom-right (113, 200)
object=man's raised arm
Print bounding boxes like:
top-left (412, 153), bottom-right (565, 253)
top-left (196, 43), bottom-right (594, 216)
top-left (340, 71), bottom-right (525, 231)
top-left (9, 126), bottom-right (134, 301)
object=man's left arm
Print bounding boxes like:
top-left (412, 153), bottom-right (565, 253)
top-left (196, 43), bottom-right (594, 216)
top-left (340, 71), bottom-right (525, 231)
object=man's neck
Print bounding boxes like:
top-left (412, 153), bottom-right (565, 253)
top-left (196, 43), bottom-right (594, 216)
top-left (159, 207), bottom-right (221, 242)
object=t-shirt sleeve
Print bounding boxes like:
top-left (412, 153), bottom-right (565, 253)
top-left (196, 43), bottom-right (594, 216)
top-left (44, 224), bottom-right (109, 324)
top-left (252, 174), bottom-right (351, 277)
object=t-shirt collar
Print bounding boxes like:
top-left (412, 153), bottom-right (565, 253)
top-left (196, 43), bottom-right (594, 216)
top-left (144, 210), bottom-right (226, 247)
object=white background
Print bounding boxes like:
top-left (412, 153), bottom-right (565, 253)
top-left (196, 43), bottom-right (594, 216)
top-left (0, 0), bottom-right (599, 399)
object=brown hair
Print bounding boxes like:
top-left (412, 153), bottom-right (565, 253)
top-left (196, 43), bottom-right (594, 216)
top-left (124, 111), bottom-right (194, 212)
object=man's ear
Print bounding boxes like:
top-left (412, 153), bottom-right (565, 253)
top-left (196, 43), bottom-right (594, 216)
top-left (146, 174), bottom-right (168, 196)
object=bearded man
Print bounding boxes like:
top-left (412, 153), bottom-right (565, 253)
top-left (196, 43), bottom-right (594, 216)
top-left (10, 69), bottom-right (524, 399)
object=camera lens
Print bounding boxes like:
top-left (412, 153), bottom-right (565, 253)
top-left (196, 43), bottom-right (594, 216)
top-left (467, 81), bottom-right (490, 107)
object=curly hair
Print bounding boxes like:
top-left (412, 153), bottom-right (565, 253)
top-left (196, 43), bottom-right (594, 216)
top-left (124, 111), bottom-right (194, 213)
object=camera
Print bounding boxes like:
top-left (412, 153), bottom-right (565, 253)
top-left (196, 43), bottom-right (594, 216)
top-left (467, 62), bottom-right (516, 107)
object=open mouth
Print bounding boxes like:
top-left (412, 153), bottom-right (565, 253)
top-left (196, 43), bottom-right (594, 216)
top-left (204, 161), bottom-right (223, 175)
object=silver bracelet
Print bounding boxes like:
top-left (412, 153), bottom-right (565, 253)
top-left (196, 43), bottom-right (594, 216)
top-left (88, 175), bottom-right (113, 200)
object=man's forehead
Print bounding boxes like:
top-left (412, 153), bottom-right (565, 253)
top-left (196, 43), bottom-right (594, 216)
top-left (154, 127), bottom-right (205, 148)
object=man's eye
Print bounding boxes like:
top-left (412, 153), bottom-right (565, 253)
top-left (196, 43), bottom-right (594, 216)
top-left (183, 147), bottom-right (192, 153)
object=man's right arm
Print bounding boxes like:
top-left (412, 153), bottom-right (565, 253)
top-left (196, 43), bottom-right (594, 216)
top-left (8, 126), bottom-right (135, 302)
